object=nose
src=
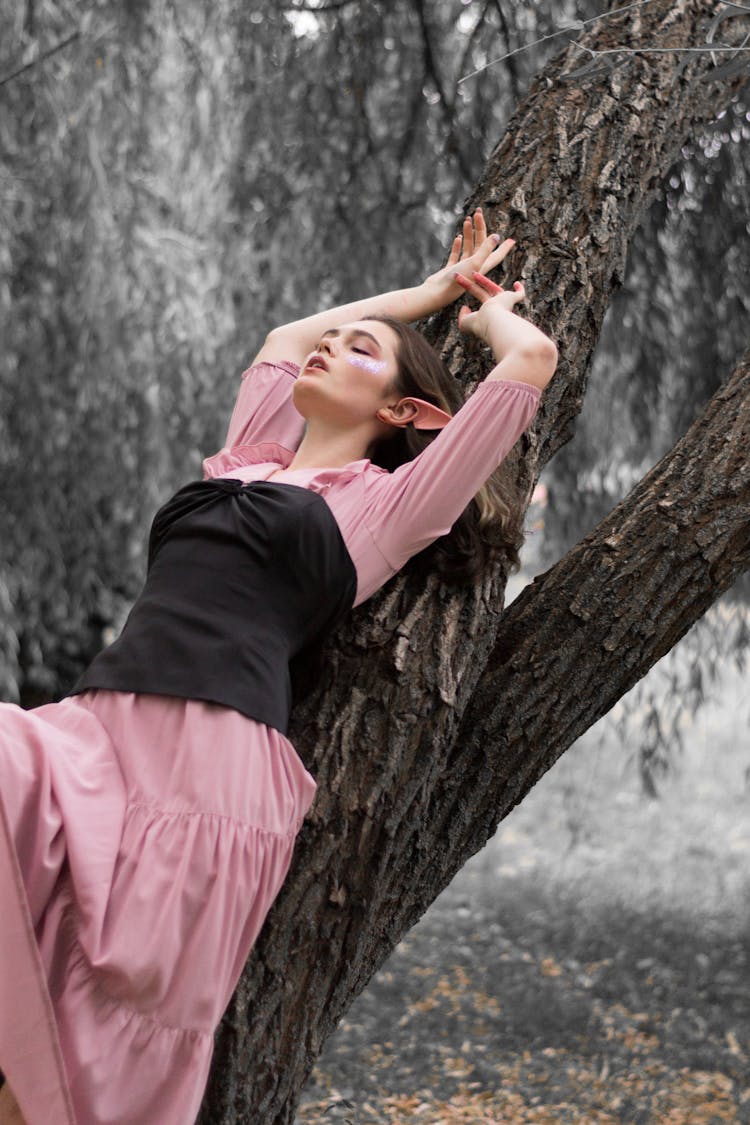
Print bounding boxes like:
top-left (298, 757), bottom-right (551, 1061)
top-left (320, 336), bottom-right (336, 356)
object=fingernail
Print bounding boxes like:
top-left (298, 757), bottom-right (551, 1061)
top-left (491, 233), bottom-right (502, 244)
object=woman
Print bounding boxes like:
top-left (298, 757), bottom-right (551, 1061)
top-left (0, 209), bottom-right (557, 1124)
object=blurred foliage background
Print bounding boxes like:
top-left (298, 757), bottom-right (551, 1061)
top-left (1, 0), bottom-right (749, 789)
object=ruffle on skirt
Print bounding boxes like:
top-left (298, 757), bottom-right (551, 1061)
top-left (0, 689), bottom-right (317, 1124)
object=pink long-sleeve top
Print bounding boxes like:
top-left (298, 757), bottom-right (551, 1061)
top-left (203, 360), bottom-right (541, 606)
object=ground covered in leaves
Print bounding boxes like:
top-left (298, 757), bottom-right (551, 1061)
top-left (297, 877), bottom-right (749, 1123)
top-left (296, 653), bottom-right (750, 1124)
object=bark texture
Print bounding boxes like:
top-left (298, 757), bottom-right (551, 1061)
top-left (199, 3), bottom-right (750, 1121)
top-left (443, 346), bottom-right (750, 890)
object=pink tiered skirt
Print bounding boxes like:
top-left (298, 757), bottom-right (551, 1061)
top-left (0, 689), bottom-right (316, 1124)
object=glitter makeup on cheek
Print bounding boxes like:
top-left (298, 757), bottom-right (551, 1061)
top-left (346, 354), bottom-right (388, 375)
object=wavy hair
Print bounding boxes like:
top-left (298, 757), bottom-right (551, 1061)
top-left (364, 315), bottom-right (526, 582)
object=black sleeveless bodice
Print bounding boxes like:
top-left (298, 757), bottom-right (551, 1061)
top-left (70, 479), bottom-right (358, 734)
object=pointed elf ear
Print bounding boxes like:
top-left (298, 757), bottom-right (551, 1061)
top-left (403, 397), bottom-right (453, 430)
top-left (377, 397), bottom-right (452, 431)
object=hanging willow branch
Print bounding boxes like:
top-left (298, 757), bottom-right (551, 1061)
top-left (0, 29), bottom-right (80, 89)
top-left (459, 0), bottom-right (750, 83)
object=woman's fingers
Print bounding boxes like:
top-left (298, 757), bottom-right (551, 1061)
top-left (455, 274), bottom-right (526, 332)
top-left (457, 304), bottom-right (476, 334)
top-left (454, 271), bottom-right (504, 302)
top-left (474, 207), bottom-right (487, 246)
top-left (464, 208), bottom-right (489, 257)
top-left (472, 271), bottom-right (503, 296)
top-left (511, 280), bottom-right (526, 304)
top-left (452, 272), bottom-right (482, 299)
top-left (446, 234), bottom-right (463, 267)
top-left (452, 208), bottom-right (498, 268)
top-left (462, 214), bottom-right (475, 257)
top-left (472, 236), bottom-right (515, 279)
top-left (481, 237), bottom-right (515, 271)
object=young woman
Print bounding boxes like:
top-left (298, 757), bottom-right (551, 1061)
top-left (0, 209), bottom-right (557, 1125)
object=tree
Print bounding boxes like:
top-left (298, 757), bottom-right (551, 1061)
top-left (4, 0), bottom-right (744, 707)
top-left (196, 2), bottom-right (750, 1121)
top-left (0, 0), bottom-right (569, 705)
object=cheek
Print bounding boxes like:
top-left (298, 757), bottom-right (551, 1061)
top-left (346, 354), bottom-right (389, 378)
top-left (292, 371), bottom-right (372, 425)
top-left (343, 355), bottom-right (393, 400)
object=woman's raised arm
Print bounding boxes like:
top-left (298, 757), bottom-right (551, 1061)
top-left (252, 209), bottom-right (515, 367)
top-left (454, 271), bottom-right (558, 390)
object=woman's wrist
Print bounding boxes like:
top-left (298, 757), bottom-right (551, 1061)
top-left (414, 277), bottom-right (456, 316)
top-left (480, 303), bottom-right (552, 362)
top-left (365, 282), bottom-right (449, 324)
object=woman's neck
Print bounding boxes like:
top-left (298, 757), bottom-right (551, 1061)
top-left (286, 419), bottom-right (374, 471)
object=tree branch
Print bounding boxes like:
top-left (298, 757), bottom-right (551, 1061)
top-left (460, 0), bottom-right (750, 83)
top-left (0, 29), bottom-right (80, 90)
top-left (459, 0), bottom-right (681, 83)
top-left (412, 0), bottom-right (475, 184)
top-left (450, 345), bottom-right (750, 875)
top-left (489, 0), bottom-right (523, 103)
top-left (281, 0), bottom-right (362, 12)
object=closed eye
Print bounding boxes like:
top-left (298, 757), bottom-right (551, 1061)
top-left (352, 346), bottom-right (371, 355)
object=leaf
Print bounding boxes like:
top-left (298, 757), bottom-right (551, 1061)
top-left (558, 19), bottom-right (586, 38)
top-left (704, 4), bottom-right (749, 47)
top-left (560, 58), bottom-right (617, 84)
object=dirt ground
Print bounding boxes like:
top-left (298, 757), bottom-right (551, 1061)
top-left (296, 631), bottom-right (750, 1124)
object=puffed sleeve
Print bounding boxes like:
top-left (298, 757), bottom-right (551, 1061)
top-left (202, 360), bottom-right (306, 478)
top-left (222, 360), bottom-right (305, 449)
top-left (362, 378), bottom-right (541, 572)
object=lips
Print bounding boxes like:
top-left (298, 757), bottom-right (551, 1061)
top-left (305, 354), bottom-right (328, 372)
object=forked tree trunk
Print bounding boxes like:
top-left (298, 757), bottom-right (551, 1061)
top-left (199, 3), bottom-right (750, 1121)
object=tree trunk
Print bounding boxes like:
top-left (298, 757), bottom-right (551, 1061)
top-left (438, 345), bottom-right (750, 889)
top-left (199, 3), bottom-right (750, 1121)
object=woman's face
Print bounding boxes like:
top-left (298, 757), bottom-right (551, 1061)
top-left (293, 320), bottom-right (401, 430)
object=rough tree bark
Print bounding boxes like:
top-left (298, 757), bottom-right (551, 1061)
top-left (199, 3), bottom-right (750, 1121)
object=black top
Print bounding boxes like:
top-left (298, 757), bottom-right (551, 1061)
top-left (70, 479), bottom-right (358, 734)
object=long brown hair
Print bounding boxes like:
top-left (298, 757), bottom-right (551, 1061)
top-left (364, 315), bottom-right (526, 582)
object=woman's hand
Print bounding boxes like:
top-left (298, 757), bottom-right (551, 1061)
top-left (455, 271), bottom-right (526, 345)
top-left (454, 270), bottom-right (557, 389)
top-left (252, 208), bottom-right (515, 368)
top-left (422, 208), bottom-right (516, 308)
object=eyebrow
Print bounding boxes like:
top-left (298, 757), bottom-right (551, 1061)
top-left (320, 327), bottom-right (382, 352)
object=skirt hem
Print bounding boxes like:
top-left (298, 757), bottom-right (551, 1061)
top-left (0, 788), bottom-right (76, 1124)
